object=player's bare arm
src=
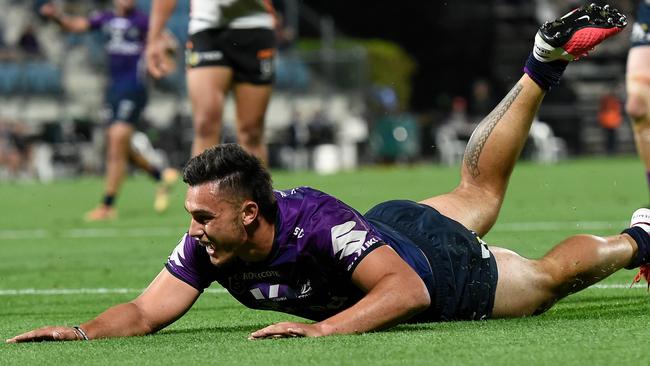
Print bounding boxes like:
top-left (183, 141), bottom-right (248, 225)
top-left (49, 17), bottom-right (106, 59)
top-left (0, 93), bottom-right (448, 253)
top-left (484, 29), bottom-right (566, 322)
top-left (146, 0), bottom-right (178, 78)
top-left (248, 246), bottom-right (430, 339)
top-left (6, 269), bottom-right (199, 343)
top-left (40, 2), bottom-right (91, 33)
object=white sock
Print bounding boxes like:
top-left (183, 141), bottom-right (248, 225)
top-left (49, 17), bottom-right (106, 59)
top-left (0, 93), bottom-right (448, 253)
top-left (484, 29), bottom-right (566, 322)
top-left (630, 208), bottom-right (650, 234)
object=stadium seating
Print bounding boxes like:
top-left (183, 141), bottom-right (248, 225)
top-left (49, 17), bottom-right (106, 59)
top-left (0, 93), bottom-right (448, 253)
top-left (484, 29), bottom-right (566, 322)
top-left (0, 61), bottom-right (62, 95)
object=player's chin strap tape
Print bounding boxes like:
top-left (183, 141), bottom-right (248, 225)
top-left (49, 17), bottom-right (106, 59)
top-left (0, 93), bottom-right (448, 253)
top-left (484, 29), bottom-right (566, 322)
top-left (72, 326), bottom-right (89, 341)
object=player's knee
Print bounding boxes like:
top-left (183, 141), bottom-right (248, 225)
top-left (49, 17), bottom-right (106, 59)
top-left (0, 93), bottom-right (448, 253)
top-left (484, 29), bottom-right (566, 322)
top-left (237, 124), bottom-right (264, 147)
top-left (106, 125), bottom-right (132, 150)
top-left (536, 256), bottom-right (575, 297)
top-left (193, 115), bottom-right (221, 138)
top-left (626, 96), bottom-right (648, 121)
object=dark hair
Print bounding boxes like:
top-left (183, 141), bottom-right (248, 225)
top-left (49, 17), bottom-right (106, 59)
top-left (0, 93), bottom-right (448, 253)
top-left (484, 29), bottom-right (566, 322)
top-left (183, 144), bottom-right (276, 221)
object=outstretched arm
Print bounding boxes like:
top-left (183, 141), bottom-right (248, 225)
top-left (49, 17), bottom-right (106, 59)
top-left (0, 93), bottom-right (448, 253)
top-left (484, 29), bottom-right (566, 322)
top-left (6, 269), bottom-right (199, 343)
top-left (40, 2), bottom-right (91, 33)
top-left (249, 246), bottom-right (431, 339)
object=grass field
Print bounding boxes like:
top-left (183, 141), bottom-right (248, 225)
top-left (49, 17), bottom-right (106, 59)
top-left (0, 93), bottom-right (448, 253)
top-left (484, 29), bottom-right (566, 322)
top-left (2, 156), bottom-right (650, 365)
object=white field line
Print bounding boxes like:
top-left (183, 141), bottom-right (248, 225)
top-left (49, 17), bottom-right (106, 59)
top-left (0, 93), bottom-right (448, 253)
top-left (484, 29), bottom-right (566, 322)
top-left (0, 288), bottom-right (229, 296)
top-left (0, 284), bottom-right (644, 296)
top-left (0, 221), bottom-right (629, 241)
top-left (0, 227), bottom-right (188, 240)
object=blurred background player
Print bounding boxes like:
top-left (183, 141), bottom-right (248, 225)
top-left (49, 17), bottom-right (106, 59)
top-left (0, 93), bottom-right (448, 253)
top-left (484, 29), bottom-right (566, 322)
top-left (146, 0), bottom-right (277, 162)
top-left (40, 0), bottom-right (178, 221)
top-left (627, 0), bottom-right (650, 201)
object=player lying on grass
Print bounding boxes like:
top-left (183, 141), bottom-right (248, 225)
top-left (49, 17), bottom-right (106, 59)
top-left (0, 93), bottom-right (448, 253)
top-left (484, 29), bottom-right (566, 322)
top-left (6, 4), bottom-right (640, 342)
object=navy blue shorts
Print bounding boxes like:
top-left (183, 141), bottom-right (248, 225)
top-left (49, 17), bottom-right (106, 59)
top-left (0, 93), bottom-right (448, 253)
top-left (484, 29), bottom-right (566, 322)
top-left (631, 0), bottom-right (650, 47)
top-left (186, 28), bottom-right (276, 85)
top-left (365, 200), bottom-right (498, 321)
top-left (105, 87), bottom-right (148, 125)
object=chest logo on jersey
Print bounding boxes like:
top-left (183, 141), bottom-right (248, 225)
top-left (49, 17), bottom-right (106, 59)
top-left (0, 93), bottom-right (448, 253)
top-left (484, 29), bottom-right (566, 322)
top-left (228, 271), bottom-right (281, 294)
top-left (330, 221), bottom-right (368, 260)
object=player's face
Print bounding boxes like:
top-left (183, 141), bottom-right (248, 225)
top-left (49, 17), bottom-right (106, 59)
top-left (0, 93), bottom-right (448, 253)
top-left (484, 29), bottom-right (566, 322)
top-left (185, 183), bottom-right (248, 267)
top-left (114, 0), bottom-right (135, 11)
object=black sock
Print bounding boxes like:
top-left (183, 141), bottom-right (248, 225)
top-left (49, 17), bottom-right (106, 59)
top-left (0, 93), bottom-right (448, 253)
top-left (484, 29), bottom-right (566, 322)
top-left (523, 52), bottom-right (568, 91)
top-left (150, 168), bottom-right (162, 182)
top-left (102, 194), bottom-right (115, 207)
top-left (622, 226), bottom-right (650, 269)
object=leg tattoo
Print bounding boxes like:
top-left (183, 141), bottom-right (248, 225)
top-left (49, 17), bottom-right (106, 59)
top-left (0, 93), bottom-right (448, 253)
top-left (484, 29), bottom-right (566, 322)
top-left (464, 83), bottom-right (524, 178)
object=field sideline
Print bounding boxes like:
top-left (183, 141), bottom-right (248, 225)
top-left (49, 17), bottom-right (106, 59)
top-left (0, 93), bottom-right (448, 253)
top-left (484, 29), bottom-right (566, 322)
top-left (2, 156), bottom-right (650, 365)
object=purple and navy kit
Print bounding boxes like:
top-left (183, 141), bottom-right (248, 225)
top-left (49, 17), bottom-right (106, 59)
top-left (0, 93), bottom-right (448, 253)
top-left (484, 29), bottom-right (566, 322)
top-left (165, 186), bottom-right (437, 321)
top-left (631, 0), bottom-right (650, 47)
top-left (89, 9), bottom-right (148, 94)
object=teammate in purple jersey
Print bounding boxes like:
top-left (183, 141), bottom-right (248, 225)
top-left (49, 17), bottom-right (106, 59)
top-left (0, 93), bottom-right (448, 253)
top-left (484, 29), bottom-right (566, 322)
top-left (40, 0), bottom-right (178, 221)
top-left (9, 4), bottom-right (648, 342)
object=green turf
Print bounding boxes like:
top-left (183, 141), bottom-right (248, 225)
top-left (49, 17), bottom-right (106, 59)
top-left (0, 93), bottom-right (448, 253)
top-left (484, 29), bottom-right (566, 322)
top-left (1, 156), bottom-right (649, 365)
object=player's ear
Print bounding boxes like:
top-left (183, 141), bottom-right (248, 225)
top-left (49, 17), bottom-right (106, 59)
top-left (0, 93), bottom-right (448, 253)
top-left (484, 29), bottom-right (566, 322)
top-left (241, 200), bottom-right (259, 225)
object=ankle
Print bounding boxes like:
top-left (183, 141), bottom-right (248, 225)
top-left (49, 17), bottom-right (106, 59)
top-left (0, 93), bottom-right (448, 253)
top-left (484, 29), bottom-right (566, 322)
top-left (102, 194), bottom-right (116, 207)
top-left (523, 53), bottom-right (568, 91)
top-left (622, 226), bottom-right (650, 269)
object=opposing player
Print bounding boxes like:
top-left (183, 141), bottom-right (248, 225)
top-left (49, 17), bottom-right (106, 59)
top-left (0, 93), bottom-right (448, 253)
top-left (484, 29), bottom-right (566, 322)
top-left (627, 0), bottom-right (650, 201)
top-left (146, 0), bottom-right (276, 162)
top-left (7, 5), bottom-right (638, 342)
top-left (40, 0), bottom-right (178, 220)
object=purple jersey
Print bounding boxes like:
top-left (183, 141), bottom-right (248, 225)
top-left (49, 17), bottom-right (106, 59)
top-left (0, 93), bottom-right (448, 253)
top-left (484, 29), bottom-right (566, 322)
top-left (166, 186), bottom-right (392, 321)
top-left (89, 9), bottom-right (148, 92)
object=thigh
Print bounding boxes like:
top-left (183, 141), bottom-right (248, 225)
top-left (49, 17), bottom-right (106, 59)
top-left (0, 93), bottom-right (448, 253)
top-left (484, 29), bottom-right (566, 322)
top-left (490, 246), bottom-right (554, 318)
top-left (233, 82), bottom-right (272, 129)
top-left (418, 184), bottom-right (502, 237)
top-left (187, 66), bottom-right (233, 116)
top-left (106, 122), bottom-right (135, 152)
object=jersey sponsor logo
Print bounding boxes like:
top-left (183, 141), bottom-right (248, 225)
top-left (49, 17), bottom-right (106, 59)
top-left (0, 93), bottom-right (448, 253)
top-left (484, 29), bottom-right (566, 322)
top-left (330, 221), bottom-right (368, 260)
top-left (299, 279), bottom-right (312, 298)
top-left (168, 234), bottom-right (189, 267)
top-left (241, 270), bottom-right (280, 280)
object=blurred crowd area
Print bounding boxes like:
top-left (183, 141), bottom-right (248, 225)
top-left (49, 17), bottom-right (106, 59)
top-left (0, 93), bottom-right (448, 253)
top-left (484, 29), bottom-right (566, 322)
top-left (0, 0), bottom-right (641, 181)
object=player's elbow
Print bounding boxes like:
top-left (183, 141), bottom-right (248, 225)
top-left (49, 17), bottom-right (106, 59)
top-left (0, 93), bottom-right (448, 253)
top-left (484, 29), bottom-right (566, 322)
top-left (401, 276), bottom-right (431, 315)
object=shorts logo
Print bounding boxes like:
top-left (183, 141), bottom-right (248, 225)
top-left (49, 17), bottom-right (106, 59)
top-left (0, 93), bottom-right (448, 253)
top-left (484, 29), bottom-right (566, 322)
top-left (476, 236), bottom-right (491, 259)
top-left (260, 58), bottom-right (274, 80)
top-left (116, 100), bottom-right (135, 121)
top-left (631, 22), bottom-right (650, 44)
top-left (257, 48), bottom-right (275, 59)
top-left (185, 50), bottom-right (224, 66)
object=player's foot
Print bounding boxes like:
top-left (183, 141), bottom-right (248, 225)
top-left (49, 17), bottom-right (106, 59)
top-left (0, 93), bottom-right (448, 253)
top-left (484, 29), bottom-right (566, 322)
top-left (629, 208), bottom-right (650, 287)
top-left (84, 205), bottom-right (117, 222)
top-left (154, 167), bottom-right (179, 213)
top-left (533, 3), bottom-right (627, 62)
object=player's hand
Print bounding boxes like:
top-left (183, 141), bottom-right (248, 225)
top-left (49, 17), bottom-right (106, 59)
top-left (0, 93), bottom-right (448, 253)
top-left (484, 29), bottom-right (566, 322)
top-left (146, 32), bottom-right (177, 79)
top-left (248, 322), bottom-right (325, 340)
top-left (39, 3), bottom-right (59, 19)
top-left (5, 326), bottom-right (83, 343)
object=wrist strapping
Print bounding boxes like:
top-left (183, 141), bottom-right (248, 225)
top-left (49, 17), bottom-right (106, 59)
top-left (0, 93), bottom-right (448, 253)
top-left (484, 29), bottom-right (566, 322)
top-left (72, 326), bottom-right (89, 341)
